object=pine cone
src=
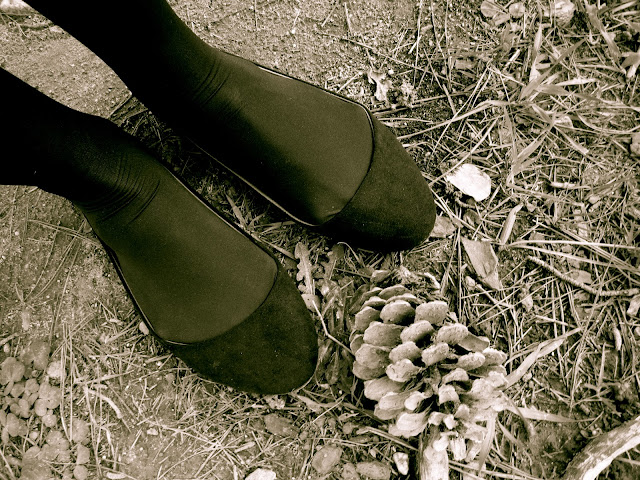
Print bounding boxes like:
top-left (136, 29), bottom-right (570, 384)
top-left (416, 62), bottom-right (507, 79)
top-left (351, 284), bottom-right (509, 466)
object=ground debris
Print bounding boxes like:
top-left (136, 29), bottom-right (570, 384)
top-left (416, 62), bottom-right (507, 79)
top-left (311, 445), bottom-right (343, 474)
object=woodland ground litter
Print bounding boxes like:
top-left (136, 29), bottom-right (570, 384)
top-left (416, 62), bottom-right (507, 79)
top-left (0, 0), bottom-right (639, 479)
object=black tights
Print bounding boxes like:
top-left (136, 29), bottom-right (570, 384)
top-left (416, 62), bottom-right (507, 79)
top-left (15, 0), bottom-right (373, 225)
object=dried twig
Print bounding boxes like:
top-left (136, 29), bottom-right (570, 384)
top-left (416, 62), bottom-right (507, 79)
top-left (563, 415), bottom-right (640, 480)
top-left (527, 255), bottom-right (640, 297)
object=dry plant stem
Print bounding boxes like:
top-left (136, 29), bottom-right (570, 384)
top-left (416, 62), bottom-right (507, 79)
top-left (0, 333), bottom-right (18, 348)
top-left (312, 302), bottom-right (350, 353)
top-left (498, 204), bottom-right (523, 246)
top-left (563, 416), bottom-right (640, 480)
top-left (527, 256), bottom-right (640, 297)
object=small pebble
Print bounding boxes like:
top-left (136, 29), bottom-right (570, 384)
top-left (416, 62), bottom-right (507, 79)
top-left (311, 445), bottom-right (343, 474)
top-left (46, 361), bottom-right (65, 381)
top-left (70, 418), bottom-right (90, 444)
top-left (392, 452), bottom-right (409, 475)
top-left (76, 444), bottom-right (91, 465)
top-left (34, 399), bottom-right (48, 417)
top-left (342, 462), bottom-right (360, 480)
top-left (0, 357), bottom-right (25, 385)
top-left (342, 421), bottom-right (357, 436)
top-left (21, 340), bottom-right (51, 371)
top-left (42, 413), bottom-right (58, 428)
top-left (21, 456), bottom-right (52, 480)
top-left (355, 461), bottom-right (391, 480)
top-left (10, 382), bottom-right (25, 398)
top-left (139, 322), bottom-right (150, 335)
top-left (245, 468), bottom-right (276, 480)
top-left (24, 378), bottom-right (40, 395)
top-left (6, 413), bottom-right (27, 436)
top-left (73, 465), bottom-right (89, 480)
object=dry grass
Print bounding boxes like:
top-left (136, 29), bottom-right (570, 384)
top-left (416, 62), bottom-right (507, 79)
top-left (1, 0), bottom-right (639, 479)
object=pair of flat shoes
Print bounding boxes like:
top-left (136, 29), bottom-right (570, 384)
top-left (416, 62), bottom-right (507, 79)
top-left (92, 56), bottom-right (436, 394)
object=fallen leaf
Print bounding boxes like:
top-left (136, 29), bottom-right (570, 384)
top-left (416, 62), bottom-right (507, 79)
top-left (627, 294), bottom-right (640, 316)
top-left (263, 413), bottom-right (298, 437)
top-left (585, 2), bottom-right (620, 61)
top-left (480, 0), bottom-right (509, 24)
top-left (294, 242), bottom-right (315, 296)
top-left (505, 327), bottom-right (580, 388)
top-left (367, 70), bottom-right (393, 103)
top-left (461, 237), bottom-right (503, 290)
top-left (446, 164), bottom-right (492, 201)
top-left (480, 0), bottom-right (504, 18)
top-left (622, 51), bottom-right (640, 78)
top-left (430, 215), bottom-right (456, 238)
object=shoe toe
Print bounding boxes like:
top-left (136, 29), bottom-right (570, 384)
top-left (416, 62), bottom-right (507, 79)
top-left (170, 264), bottom-right (318, 394)
top-left (319, 115), bottom-right (436, 250)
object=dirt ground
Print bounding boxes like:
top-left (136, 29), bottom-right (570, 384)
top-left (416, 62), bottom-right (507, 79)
top-left (1, 0), bottom-right (639, 479)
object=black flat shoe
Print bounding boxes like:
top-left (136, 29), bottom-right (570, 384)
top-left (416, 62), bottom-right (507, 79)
top-left (72, 123), bottom-right (318, 394)
top-left (183, 53), bottom-right (437, 251)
